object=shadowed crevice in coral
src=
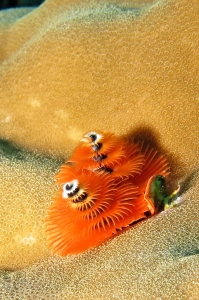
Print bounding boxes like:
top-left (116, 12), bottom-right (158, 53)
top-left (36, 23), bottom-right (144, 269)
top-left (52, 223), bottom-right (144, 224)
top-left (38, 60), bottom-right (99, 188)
top-left (0, 0), bottom-right (44, 10)
top-left (0, 138), bottom-right (64, 168)
top-left (169, 242), bottom-right (199, 259)
top-left (0, 139), bottom-right (25, 160)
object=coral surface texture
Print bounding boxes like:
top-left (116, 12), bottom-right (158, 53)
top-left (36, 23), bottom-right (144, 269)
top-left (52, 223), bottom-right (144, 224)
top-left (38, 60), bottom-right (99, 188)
top-left (0, 0), bottom-right (199, 299)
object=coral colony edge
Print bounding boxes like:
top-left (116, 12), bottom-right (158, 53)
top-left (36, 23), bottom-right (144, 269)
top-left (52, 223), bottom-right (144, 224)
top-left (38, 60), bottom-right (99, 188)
top-left (45, 131), bottom-right (179, 256)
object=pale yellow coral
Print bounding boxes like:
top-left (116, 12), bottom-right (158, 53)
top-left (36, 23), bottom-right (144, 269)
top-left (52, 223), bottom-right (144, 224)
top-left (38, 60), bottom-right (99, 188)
top-left (0, 143), bottom-right (61, 269)
top-left (0, 0), bottom-right (199, 299)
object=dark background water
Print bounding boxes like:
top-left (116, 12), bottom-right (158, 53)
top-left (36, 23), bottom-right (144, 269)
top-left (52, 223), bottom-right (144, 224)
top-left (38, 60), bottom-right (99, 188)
top-left (0, 0), bottom-right (44, 9)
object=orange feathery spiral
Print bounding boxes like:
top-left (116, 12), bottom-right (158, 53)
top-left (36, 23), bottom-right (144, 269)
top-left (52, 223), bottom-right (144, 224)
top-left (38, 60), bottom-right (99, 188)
top-left (46, 168), bottom-right (150, 256)
top-left (45, 131), bottom-right (170, 256)
top-left (68, 131), bottom-right (145, 178)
